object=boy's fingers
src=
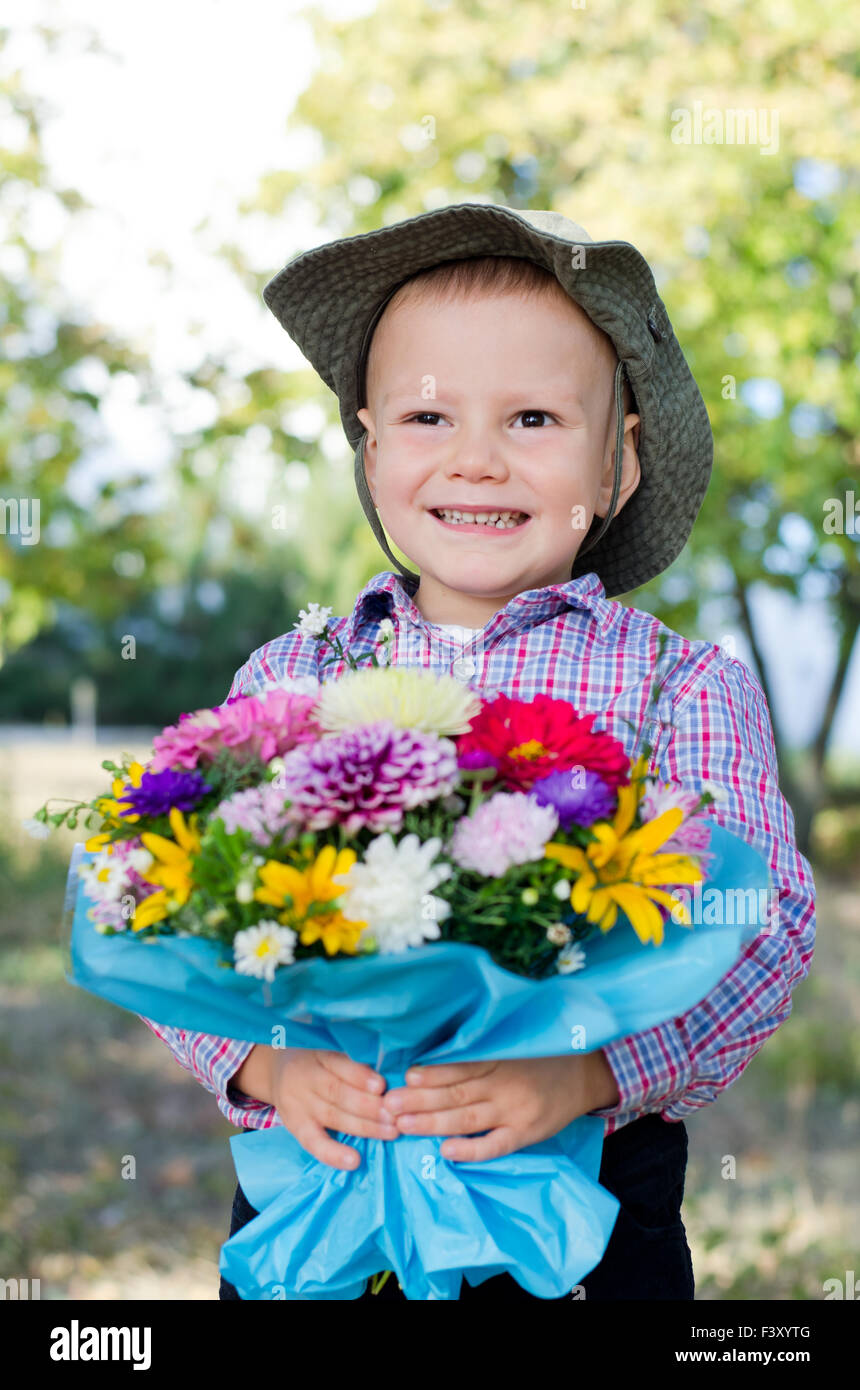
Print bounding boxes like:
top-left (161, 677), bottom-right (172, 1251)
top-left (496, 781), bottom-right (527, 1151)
top-left (439, 1128), bottom-right (514, 1163)
top-left (390, 1076), bottom-right (487, 1114)
top-left (393, 1100), bottom-right (495, 1136)
top-left (299, 1122), bottom-right (365, 1171)
top-left (312, 1101), bottom-right (399, 1141)
top-left (313, 1064), bottom-right (396, 1125)
top-left (319, 1050), bottom-right (386, 1094)
top-left (405, 1061), bottom-right (495, 1088)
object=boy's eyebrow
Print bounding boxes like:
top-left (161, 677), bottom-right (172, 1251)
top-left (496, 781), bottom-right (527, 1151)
top-left (381, 383), bottom-right (592, 407)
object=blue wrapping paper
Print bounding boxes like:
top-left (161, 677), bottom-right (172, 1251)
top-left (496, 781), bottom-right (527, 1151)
top-left (64, 823), bottom-right (771, 1299)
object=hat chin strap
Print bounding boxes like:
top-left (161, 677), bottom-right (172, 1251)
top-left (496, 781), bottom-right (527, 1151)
top-left (353, 357), bottom-right (627, 585)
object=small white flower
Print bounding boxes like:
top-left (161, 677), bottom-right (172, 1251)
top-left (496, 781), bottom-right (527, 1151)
top-left (127, 847), bottom-right (154, 875)
top-left (294, 602), bottom-right (334, 638)
top-left (552, 879), bottom-right (571, 900)
top-left (234, 920), bottom-right (298, 982)
top-left (557, 942), bottom-right (587, 974)
top-left (21, 817), bottom-right (51, 840)
top-left (701, 780), bottom-right (727, 803)
top-left (235, 879), bottom-right (256, 905)
top-left (377, 618), bottom-right (395, 641)
top-left (546, 923), bottom-right (572, 946)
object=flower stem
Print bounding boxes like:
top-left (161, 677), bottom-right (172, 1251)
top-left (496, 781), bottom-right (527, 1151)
top-left (370, 1269), bottom-right (394, 1295)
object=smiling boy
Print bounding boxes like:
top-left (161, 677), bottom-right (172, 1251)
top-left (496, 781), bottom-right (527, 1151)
top-left (141, 204), bottom-right (815, 1301)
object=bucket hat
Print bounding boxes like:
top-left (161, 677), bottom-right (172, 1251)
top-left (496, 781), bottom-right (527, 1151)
top-left (262, 202), bottom-right (713, 596)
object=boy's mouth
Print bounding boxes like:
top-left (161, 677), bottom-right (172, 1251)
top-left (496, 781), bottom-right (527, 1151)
top-left (429, 507), bottom-right (532, 534)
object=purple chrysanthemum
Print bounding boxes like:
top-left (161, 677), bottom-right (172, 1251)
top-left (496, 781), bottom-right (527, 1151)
top-left (118, 768), bottom-right (212, 818)
top-left (276, 720), bottom-right (460, 835)
top-left (529, 767), bottom-right (616, 830)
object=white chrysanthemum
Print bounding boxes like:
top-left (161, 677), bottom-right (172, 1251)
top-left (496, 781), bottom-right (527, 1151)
top-left (314, 666), bottom-right (481, 736)
top-left (233, 920), bottom-right (298, 982)
top-left (556, 942), bottom-right (587, 975)
top-left (332, 832), bottom-right (453, 954)
top-left (294, 602), bottom-right (333, 637)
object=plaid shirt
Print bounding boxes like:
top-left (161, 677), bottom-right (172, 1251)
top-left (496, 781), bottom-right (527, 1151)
top-left (140, 568), bottom-right (816, 1137)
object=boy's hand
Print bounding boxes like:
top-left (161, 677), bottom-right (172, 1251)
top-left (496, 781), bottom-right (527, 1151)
top-left (382, 1051), bottom-right (620, 1162)
top-left (268, 1047), bottom-right (399, 1171)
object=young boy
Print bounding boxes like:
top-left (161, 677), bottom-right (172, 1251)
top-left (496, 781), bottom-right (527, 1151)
top-left (141, 204), bottom-right (816, 1301)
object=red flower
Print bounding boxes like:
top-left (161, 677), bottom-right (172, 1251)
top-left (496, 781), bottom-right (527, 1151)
top-left (457, 693), bottom-right (630, 793)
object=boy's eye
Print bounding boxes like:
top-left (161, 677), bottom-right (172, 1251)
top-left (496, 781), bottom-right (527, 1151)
top-left (405, 410), bottom-right (556, 427)
top-left (514, 410), bottom-right (555, 427)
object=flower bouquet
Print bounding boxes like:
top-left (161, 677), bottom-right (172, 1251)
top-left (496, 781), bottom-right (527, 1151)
top-left (41, 618), bottom-right (772, 1300)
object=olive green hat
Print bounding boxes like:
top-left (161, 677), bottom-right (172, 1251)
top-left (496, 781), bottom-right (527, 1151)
top-left (262, 202), bottom-right (713, 596)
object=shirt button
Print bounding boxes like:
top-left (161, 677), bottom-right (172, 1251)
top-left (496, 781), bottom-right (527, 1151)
top-left (452, 656), bottom-right (476, 680)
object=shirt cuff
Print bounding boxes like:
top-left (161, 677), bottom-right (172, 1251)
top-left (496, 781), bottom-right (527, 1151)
top-left (586, 1025), bottom-right (694, 1119)
top-left (223, 1039), bottom-right (273, 1111)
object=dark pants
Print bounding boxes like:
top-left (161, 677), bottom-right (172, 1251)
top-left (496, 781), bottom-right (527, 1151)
top-left (219, 1111), bottom-right (694, 1301)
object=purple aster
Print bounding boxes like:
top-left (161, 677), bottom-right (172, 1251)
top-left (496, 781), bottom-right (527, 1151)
top-left (277, 720), bottom-right (460, 835)
top-left (118, 768), bottom-right (212, 818)
top-left (529, 767), bottom-right (616, 830)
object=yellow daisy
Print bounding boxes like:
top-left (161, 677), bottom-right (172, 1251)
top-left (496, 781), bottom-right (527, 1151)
top-left (254, 844), bottom-right (368, 956)
top-left (136, 807), bottom-right (202, 907)
top-left (85, 760), bottom-right (147, 851)
top-left (544, 782), bottom-right (705, 946)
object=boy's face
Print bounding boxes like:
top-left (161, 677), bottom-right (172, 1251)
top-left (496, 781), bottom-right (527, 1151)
top-left (355, 284), bottom-right (641, 628)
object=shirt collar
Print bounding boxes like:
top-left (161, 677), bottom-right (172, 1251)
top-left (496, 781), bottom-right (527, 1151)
top-left (339, 568), bottom-right (616, 650)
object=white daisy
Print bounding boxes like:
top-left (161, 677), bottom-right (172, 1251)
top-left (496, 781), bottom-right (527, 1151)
top-left (233, 920), bottom-right (298, 982)
top-left (332, 832), bottom-right (453, 954)
top-left (557, 942), bottom-right (587, 975)
top-left (79, 848), bottom-right (129, 902)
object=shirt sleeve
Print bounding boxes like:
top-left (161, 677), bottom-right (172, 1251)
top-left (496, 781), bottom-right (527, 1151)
top-left (138, 1017), bottom-right (278, 1128)
top-left (136, 639), bottom-right (316, 1128)
top-left (587, 652), bottom-right (816, 1127)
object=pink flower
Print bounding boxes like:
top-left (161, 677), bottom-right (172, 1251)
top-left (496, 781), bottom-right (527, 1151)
top-left (446, 791), bottom-right (559, 877)
top-left (213, 783), bottom-right (303, 848)
top-left (640, 782), bottom-right (713, 855)
top-left (150, 691), bottom-right (321, 773)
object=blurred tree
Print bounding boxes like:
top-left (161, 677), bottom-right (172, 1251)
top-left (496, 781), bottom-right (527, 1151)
top-left (228, 0), bottom-right (860, 848)
top-left (0, 23), bottom-right (169, 663)
top-left (0, 22), bottom-right (364, 712)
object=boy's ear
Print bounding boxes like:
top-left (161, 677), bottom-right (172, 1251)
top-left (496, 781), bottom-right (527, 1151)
top-left (594, 412), bottom-right (641, 519)
top-left (355, 407), bottom-right (378, 507)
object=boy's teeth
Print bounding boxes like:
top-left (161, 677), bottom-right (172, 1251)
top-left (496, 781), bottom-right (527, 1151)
top-left (435, 508), bottom-right (527, 527)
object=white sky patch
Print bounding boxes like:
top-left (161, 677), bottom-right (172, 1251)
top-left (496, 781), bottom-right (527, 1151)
top-left (2, 0), bottom-right (373, 373)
